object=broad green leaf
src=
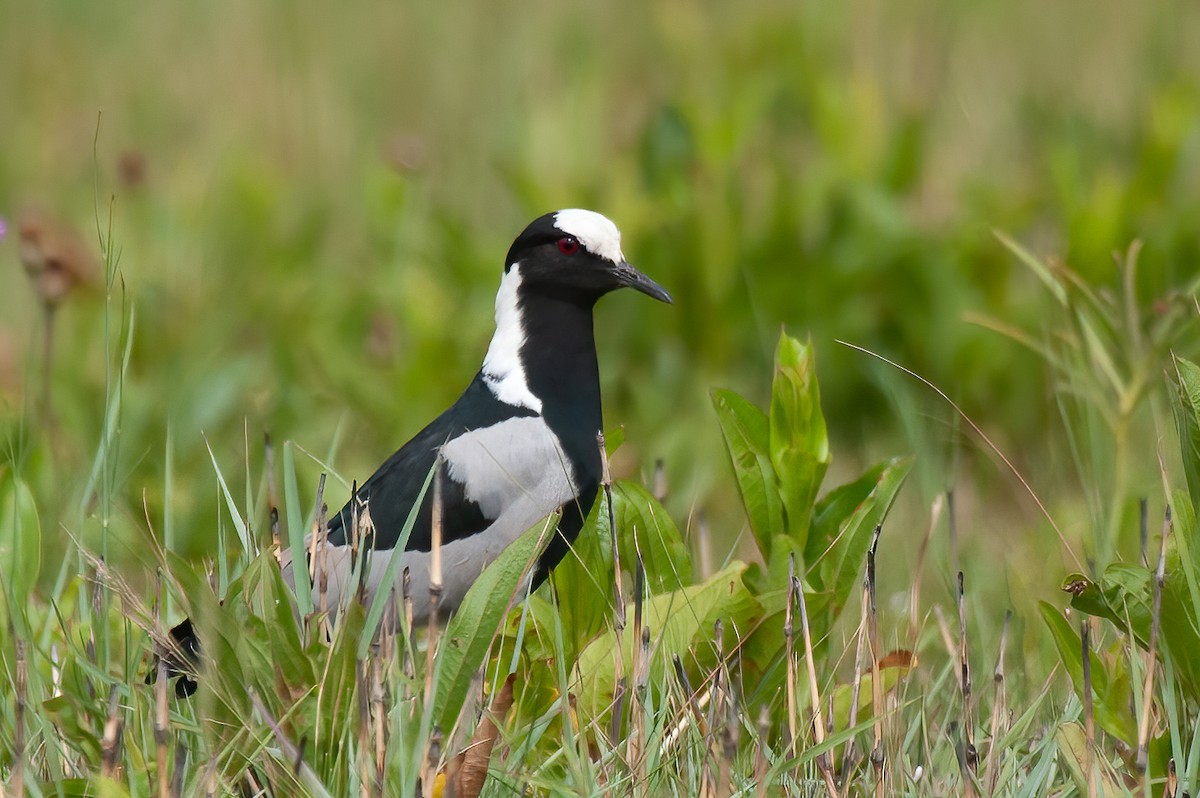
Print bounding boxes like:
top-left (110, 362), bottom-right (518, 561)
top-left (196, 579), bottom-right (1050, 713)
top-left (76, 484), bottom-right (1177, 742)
top-left (1060, 572), bottom-right (1124, 627)
top-left (574, 562), bottom-right (759, 720)
top-left (1173, 357), bottom-right (1200, 515)
top-left (552, 502), bottom-right (616, 662)
top-left (1038, 601), bottom-right (1133, 740)
top-left (1056, 722), bottom-right (1128, 795)
top-left (711, 387), bottom-right (784, 555)
top-left (768, 333), bottom-right (829, 546)
top-left (1158, 575), bottom-right (1200, 695)
top-left (1067, 564), bottom-right (1152, 645)
top-left (0, 468), bottom-right (42, 605)
top-left (602, 425), bottom-right (625, 456)
top-left (814, 457), bottom-right (912, 616)
top-left (807, 460), bottom-right (887, 571)
top-left (433, 514), bottom-right (556, 734)
top-left (610, 481), bottom-right (692, 594)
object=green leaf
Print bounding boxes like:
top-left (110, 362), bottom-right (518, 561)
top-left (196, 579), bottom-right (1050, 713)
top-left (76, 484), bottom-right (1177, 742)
top-left (552, 502), bottom-right (616, 663)
top-left (769, 332), bottom-right (830, 546)
top-left (1173, 357), bottom-right (1200, 515)
top-left (1039, 601), bottom-right (1134, 741)
top-left (808, 460), bottom-right (886, 573)
top-left (610, 481), bottom-right (692, 594)
top-left (0, 468), bottom-right (42, 607)
top-left (711, 387), bottom-right (784, 556)
top-left (432, 513), bottom-right (556, 734)
top-left (814, 457), bottom-right (912, 618)
top-left (282, 441), bottom-right (312, 616)
top-left (574, 562), bottom-right (759, 720)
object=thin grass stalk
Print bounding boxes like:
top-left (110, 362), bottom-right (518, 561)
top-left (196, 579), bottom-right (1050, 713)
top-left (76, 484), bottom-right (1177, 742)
top-left (956, 571), bottom-right (977, 797)
top-left (841, 580), bottom-right (869, 787)
top-left (206, 752), bottom-right (218, 798)
top-left (627, 555), bottom-right (648, 795)
top-left (985, 609), bottom-right (1012, 795)
top-left (402, 567), bottom-right (415, 681)
top-left (308, 472), bottom-right (328, 582)
top-left (1082, 619), bottom-right (1097, 798)
top-left (425, 463), bottom-right (445, 717)
top-left (12, 638), bottom-right (26, 798)
top-left (1138, 505), bottom-right (1170, 772)
top-left (794, 574), bottom-right (839, 798)
top-left (265, 433), bottom-right (280, 549)
top-left (249, 690), bottom-right (333, 797)
top-left (155, 575), bottom-right (170, 798)
top-left (668, 656), bottom-right (704, 756)
top-left (598, 432), bottom-right (628, 757)
top-left (170, 741), bottom-right (187, 798)
top-left (707, 619), bottom-right (726, 792)
top-left (909, 496), bottom-right (944, 645)
top-left (868, 525), bottom-right (884, 798)
top-left (754, 705), bottom-right (771, 798)
top-left (598, 432), bottom-right (625, 628)
top-left (357, 660), bottom-right (372, 798)
top-left (947, 491), bottom-right (960, 580)
top-left (373, 617), bottom-right (388, 791)
top-left (784, 554), bottom-right (798, 760)
top-left (100, 684), bottom-right (124, 779)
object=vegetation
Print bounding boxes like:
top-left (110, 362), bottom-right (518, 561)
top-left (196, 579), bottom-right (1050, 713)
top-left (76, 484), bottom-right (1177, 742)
top-left (2, 0), bottom-right (1200, 794)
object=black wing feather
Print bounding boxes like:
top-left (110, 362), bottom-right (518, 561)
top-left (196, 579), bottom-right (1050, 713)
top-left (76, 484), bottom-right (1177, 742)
top-left (326, 373), bottom-right (537, 552)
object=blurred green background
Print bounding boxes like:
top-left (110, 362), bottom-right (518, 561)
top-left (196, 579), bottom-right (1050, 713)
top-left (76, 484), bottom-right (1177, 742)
top-left (2, 0), bottom-right (1199, 605)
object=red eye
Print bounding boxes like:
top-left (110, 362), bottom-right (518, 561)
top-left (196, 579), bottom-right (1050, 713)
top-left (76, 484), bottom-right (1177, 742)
top-left (557, 236), bottom-right (580, 256)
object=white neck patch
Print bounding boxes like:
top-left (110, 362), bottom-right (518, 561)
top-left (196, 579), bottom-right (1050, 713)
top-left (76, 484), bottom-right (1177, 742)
top-left (553, 209), bottom-right (625, 264)
top-left (481, 264), bottom-right (542, 412)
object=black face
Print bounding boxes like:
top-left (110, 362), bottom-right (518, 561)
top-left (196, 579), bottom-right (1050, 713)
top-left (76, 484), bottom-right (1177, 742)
top-left (504, 212), bottom-right (672, 305)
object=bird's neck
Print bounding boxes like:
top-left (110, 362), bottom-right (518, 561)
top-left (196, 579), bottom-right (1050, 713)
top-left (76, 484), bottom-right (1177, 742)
top-left (481, 266), bottom-right (603, 479)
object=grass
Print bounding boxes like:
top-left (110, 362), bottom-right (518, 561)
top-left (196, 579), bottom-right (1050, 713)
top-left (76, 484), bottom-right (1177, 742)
top-left (3, 0), bottom-right (1200, 794)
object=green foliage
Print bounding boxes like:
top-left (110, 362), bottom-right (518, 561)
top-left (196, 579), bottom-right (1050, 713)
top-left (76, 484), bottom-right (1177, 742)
top-left (714, 331), bottom-right (911, 655)
top-left (432, 513), bottom-right (555, 733)
top-left (0, 467), bottom-right (41, 614)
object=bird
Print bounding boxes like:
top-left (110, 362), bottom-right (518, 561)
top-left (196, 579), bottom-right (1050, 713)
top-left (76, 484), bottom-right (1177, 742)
top-left (160, 208), bottom-right (671, 695)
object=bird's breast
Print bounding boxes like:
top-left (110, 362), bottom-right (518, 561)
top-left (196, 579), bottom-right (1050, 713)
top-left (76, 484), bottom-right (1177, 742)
top-left (439, 416), bottom-right (579, 522)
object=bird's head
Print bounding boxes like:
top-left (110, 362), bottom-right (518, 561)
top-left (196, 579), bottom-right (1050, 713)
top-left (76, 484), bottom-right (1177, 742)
top-left (503, 209), bottom-right (672, 305)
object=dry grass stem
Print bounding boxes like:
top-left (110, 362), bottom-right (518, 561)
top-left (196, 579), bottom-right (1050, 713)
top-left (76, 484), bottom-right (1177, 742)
top-left (100, 685), bottom-right (124, 779)
top-left (1081, 619), bottom-right (1096, 798)
top-left (598, 432), bottom-right (626, 628)
top-left (452, 673), bottom-right (517, 798)
top-left (868, 525), bottom-right (884, 798)
top-left (425, 464), bottom-right (446, 706)
top-left (356, 660), bottom-right (373, 798)
top-left (909, 496), bottom-right (944, 644)
top-left (955, 571), bottom-right (977, 796)
top-left (795, 574), bottom-right (839, 798)
top-left (155, 576), bottom-right (171, 798)
top-left (985, 609), bottom-right (1012, 794)
top-left (13, 639), bottom-right (27, 798)
top-left (1138, 504), bottom-right (1170, 772)
top-left (784, 554), bottom-right (799, 759)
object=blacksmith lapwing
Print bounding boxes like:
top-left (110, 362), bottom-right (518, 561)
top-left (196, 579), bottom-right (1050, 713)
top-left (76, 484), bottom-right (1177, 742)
top-left (161, 209), bottom-right (670, 694)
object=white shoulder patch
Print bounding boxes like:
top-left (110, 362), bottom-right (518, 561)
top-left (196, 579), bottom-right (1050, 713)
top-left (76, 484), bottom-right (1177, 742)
top-left (481, 264), bottom-right (542, 412)
top-left (554, 209), bottom-right (625, 264)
